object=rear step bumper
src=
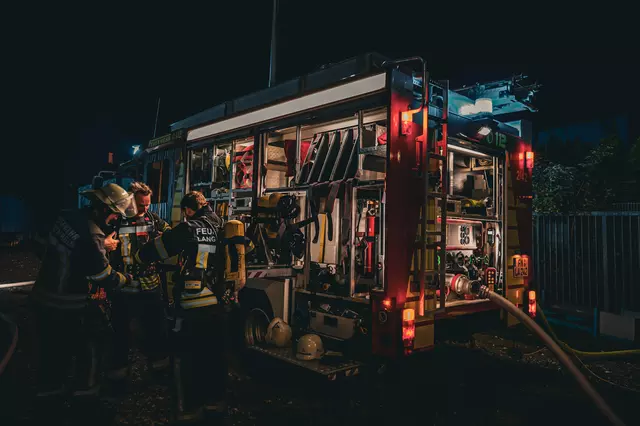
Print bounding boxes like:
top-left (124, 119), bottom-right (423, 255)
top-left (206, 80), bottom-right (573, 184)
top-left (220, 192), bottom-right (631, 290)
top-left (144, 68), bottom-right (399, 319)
top-left (248, 344), bottom-right (362, 380)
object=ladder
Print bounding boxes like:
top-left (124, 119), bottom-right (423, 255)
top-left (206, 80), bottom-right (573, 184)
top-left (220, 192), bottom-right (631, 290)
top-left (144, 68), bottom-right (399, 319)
top-left (419, 78), bottom-right (449, 315)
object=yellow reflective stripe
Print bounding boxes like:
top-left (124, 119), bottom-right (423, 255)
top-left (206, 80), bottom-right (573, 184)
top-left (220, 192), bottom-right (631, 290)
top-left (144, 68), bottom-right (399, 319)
top-left (87, 265), bottom-right (112, 281)
top-left (139, 275), bottom-right (160, 290)
top-left (134, 251), bottom-right (143, 264)
top-left (139, 275), bottom-right (160, 285)
top-left (195, 244), bottom-right (215, 269)
top-left (181, 287), bottom-right (214, 300)
top-left (154, 237), bottom-right (169, 259)
top-left (119, 234), bottom-right (131, 257)
top-left (117, 272), bottom-right (127, 286)
top-left (195, 251), bottom-right (208, 269)
top-left (120, 274), bottom-right (160, 292)
top-left (120, 225), bottom-right (154, 234)
top-left (184, 280), bottom-right (201, 291)
top-left (180, 295), bottom-right (218, 309)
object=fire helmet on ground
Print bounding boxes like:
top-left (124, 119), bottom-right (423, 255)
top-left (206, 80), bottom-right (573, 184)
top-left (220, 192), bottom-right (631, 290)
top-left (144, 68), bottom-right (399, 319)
top-left (81, 183), bottom-right (138, 218)
top-left (265, 317), bottom-right (292, 347)
top-left (296, 334), bottom-right (324, 361)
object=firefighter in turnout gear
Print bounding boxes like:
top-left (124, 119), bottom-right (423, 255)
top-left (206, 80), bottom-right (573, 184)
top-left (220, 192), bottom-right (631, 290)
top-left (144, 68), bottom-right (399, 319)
top-left (135, 191), bottom-right (229, 423)
top-left (107, 182), bottom-right (171, 383)
top-left (30, 183), bottom-right (137, 402)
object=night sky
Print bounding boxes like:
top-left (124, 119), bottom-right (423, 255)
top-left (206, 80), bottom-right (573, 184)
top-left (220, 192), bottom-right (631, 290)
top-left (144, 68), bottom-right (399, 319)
top-left (3, 2), bottom-right (637, 211)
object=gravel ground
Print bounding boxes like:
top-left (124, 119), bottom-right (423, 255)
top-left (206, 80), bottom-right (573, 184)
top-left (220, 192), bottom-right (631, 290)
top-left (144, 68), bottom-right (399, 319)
top-left (0, 246), bottom-right (41, 284)
top-left (1, 248), bottom-right (639, 426)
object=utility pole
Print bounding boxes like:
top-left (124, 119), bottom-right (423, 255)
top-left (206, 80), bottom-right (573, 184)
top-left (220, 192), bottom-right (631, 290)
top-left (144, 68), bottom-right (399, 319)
top-left (268, 0), bottom-right (278, 87)
top-left (153, 97), bottom-right (161, 138)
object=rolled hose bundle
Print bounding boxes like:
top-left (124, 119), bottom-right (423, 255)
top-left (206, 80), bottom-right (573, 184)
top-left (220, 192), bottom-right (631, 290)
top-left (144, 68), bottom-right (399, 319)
top-left (476, 286), bottom-right (627, 426)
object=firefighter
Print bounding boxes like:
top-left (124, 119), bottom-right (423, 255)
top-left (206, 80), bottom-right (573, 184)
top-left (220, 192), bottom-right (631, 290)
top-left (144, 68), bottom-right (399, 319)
top-left (30, 183), bottom-right (137, 402)
top-left (106, 181), bottom-right (171, 384)
top-left (134, 191), bottom-right (228, 423)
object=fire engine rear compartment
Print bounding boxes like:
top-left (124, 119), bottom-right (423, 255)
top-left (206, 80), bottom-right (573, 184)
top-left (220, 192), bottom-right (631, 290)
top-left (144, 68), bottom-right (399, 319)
top-left (235, 127), bottom-right (507, 375)
top-left (180, 59), bottom-right (532, 375)
top-left (193, 122), bottom-right (506, 370)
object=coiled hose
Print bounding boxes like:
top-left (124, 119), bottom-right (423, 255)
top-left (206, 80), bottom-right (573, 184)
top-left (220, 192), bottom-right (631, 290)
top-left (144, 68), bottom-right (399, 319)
top-left (476, 286), bottom-right (626, 426)
top-left (538, 305), bottom-right (640, 358)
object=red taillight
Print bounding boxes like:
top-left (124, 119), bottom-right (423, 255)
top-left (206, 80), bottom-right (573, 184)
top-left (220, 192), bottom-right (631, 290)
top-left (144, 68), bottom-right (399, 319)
top-left (400, 109), bottom-right (419, 136)
top-left (528, 291), bottom-right (537, 318)
top-left (382, 298), bottom-right (392, 310)
top-left (525, 151), bottom-right (534, 169)
top-left (402, 308), bottom-right (415, 348)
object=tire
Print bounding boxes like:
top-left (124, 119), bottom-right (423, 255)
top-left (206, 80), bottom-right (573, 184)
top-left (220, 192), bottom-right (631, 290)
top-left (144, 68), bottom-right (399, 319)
top-left (227, 288), bottom-right (274, 375)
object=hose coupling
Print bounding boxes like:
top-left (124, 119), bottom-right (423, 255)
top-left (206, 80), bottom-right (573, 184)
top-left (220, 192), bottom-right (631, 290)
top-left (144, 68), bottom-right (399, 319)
top-left (477, 285), bottom-right (490, 299)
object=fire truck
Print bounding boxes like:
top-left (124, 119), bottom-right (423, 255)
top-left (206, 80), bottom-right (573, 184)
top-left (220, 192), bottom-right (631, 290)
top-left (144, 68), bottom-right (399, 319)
top-left (140, 52), bottom-right (539, 378)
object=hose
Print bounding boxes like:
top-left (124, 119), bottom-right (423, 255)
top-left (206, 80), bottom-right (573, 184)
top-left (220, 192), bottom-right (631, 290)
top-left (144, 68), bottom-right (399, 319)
top-left (538, 305), bottom-right (640, 358)
top-left (0, 313), bottom-right (19, 376)
top-left (476, 286), bottom-right (626, 426)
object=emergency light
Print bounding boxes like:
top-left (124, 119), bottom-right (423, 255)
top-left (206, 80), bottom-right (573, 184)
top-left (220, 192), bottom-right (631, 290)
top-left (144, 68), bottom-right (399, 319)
top-left (518, 151), bottom-right (534, 169)
top-left (401, 109), bottom-right (419, 135)
top-left (525, 151), bottom-right (534, 169)
top-left (382, 298), bottom-right (393, 311)
top-left (402, 308), bottom-right (415, 349)
top-left (528, 291), bottom-right (537, 318)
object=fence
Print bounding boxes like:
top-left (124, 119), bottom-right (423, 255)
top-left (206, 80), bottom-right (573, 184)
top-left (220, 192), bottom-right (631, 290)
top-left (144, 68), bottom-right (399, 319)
top-left (613, 203), bottom-right (640, 212)
top-left (534, 212), bottom-right (640, 315)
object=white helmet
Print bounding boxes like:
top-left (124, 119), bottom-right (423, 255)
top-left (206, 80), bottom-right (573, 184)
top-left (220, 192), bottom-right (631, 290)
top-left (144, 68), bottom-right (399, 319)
top-left (296, 334), bottom-right (324, 361)
top-left (265, 317), bottom-right (292, 348)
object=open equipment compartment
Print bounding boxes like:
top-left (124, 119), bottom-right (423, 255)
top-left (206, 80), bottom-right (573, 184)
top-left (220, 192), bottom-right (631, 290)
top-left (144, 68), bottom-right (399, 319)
top-left (166, 53), bottom-right (536, 375)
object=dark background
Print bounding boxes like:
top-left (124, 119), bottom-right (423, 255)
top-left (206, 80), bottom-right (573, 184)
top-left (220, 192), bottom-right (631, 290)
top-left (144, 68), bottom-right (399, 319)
top-left (2, 2), bottom-right (638, 212)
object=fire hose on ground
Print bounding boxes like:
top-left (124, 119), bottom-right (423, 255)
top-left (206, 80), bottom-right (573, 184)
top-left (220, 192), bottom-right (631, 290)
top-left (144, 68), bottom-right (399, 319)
top-left (470, 285), bottom-right (627, 426)
top-left (0, 313), bottom-right (19, 376)
top-left (537, 305), bottom-right (640, 359)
